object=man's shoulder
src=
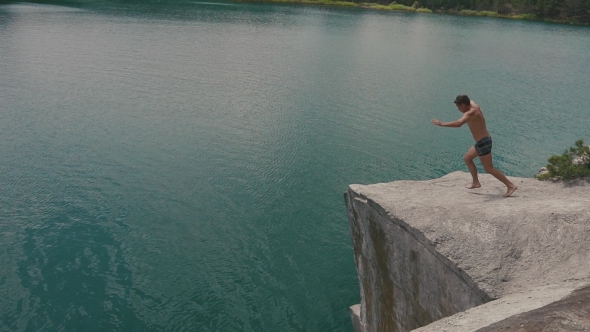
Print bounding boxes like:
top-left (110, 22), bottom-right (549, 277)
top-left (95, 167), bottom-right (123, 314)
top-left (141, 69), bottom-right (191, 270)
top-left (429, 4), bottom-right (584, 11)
top-left (469, 106), bottom-right (484, 114)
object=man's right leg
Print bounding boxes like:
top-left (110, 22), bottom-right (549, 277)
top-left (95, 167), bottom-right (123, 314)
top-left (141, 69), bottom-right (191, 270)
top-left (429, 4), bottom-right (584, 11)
top-left (479, 153), bottom-right (517, 197)
top-left (463, 146), bottom-right (481, 189)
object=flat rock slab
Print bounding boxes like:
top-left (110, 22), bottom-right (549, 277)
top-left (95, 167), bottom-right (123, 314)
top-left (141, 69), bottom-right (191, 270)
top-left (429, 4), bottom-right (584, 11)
top-left (413, 282), bottom-right (589, 332)
top-left (476, 285), bottom-right (590, 332)
top-left (350, 171), bottom-right (590, 299)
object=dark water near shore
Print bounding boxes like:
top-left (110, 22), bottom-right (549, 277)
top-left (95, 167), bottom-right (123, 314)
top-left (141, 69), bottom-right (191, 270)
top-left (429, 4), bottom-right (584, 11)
top-left (1, 1), bottom-right (589, 331)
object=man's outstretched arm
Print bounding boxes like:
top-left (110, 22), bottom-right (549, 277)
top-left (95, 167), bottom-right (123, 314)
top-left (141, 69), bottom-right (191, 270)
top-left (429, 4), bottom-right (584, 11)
top-left (432, 113), bottom-right (470, 128)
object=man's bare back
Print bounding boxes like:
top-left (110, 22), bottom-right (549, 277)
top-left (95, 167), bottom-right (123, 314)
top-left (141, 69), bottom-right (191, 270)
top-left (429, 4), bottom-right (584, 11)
top-left (431, 95), bottom-right (517, 197)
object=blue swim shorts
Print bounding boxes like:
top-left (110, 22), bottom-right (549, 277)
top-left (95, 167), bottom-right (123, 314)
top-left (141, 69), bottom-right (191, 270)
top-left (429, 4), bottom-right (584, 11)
top-left (475, 136), bottom-right (492, 156)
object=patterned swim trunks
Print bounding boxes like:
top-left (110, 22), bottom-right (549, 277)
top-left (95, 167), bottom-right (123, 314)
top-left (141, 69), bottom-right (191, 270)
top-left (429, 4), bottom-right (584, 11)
top-left (475, 136), bottom-right (493, 156)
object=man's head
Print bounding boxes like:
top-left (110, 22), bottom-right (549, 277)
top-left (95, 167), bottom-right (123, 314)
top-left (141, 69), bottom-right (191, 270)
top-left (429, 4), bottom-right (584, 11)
top-left (453, 95), bottom-right (471, 113)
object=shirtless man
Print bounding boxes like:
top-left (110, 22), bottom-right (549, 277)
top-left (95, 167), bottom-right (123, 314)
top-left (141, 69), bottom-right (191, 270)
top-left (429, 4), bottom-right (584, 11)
top-left (431, 95), bottom-right (517, 197)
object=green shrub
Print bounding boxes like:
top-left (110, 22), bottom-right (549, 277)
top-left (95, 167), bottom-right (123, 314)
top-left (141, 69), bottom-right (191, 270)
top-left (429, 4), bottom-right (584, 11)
top-left (300, 0), bottom-right (358, 5)
top-left (365, 4), bottom-right (392, 9)
top-left (364, 3), bottom-right (416, 10)
top-left (537, 140), bottom-right (590, 181)
top-left (510, 13), bottom-right (537, 19)
top-left (477, 10), bottom-right (498, 16)
top-left (416, 7), bottom-right (433, 12)
top-left (329, 0), bottom-right (357, 5)
top-left (388, 3), bottom-right (416, 11)
top-left (458, 10), bottom-right (497, 16)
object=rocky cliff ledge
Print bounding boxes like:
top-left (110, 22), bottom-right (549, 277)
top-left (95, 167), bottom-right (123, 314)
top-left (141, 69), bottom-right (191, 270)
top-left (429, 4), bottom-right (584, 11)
top-left (344, 171), bottom-right (590, 332)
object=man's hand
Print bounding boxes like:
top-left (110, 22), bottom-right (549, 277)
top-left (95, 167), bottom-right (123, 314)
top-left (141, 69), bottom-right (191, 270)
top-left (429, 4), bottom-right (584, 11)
top-left (431, 119), bottom-right (442, 126)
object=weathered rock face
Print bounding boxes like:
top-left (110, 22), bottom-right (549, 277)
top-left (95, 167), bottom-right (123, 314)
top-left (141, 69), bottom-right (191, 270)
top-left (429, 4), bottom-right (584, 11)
top-left (345, 189), bottom-right (491, 332)
top-left (345, 171), bottom-right (590, 332)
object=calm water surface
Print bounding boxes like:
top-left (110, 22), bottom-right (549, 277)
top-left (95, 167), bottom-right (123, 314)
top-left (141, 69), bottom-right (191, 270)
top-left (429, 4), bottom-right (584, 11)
top-left (1, 1), bottom-right (589, 331)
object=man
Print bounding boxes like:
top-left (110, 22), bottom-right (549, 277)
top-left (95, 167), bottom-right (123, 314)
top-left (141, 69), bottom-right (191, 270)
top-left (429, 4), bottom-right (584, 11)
top-left (431, 95), bottom-right (517, 197)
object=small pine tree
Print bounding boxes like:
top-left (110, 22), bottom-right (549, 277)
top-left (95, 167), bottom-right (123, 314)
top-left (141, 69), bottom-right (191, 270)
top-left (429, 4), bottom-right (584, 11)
top-left (537, 140), bottom-right (590, 181)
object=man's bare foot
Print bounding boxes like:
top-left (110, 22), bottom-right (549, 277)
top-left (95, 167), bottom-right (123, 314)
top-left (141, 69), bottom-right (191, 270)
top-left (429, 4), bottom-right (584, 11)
top-left (467, 183), bottom-right (481, 189)
top-left (504, 185), bottom-right (517, 197)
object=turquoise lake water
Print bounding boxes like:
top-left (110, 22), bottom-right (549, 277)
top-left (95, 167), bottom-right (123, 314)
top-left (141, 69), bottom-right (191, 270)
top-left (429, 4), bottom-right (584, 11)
top-left (1, 1), bottom-right (589, 331)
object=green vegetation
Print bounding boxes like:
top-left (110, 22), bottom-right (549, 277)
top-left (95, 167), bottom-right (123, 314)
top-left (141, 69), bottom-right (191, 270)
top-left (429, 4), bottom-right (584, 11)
top-left (422, 0), bottom-right (588, 22)
top-left (387, 3), bottom-right (416, 10)
top-left (459, 10), bottom-right (498, 16)
top-left (509, 13), bottom-right (538, 19)
top-left (306, 0), bottom-right (357, 5)
top-left (361, 3), bottom-right (389, 9)
top-left (260, 0), bottom-right (358, 5)
top-left (458, 10), bottom-right (538, 19)
top-left (358, 2), bottom-right (416, 10)
top-left (241, 0), bottom-right (433, 13)
top-left (537, 140), bottom-right (590, 181)
top-left (239, 0), bottom-right (590, 24)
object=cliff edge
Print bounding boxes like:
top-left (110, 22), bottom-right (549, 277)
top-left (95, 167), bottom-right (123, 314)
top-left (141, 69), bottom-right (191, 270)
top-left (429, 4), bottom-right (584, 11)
top-left (344, 171), bottom-right (590, 332)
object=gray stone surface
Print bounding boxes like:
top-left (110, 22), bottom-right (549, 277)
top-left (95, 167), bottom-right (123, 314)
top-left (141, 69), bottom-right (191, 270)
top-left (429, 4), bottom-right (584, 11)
top-left (345, 171), bottom-right (590, 332)
top-left (351, 304), bottom-right (363, 332)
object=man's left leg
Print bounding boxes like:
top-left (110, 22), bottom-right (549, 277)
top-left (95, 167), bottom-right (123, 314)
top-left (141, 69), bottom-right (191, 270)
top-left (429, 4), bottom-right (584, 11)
top-left (479, 153), bottom-right (517, 197)
top-left (464, 147), bottom-right (481, 189)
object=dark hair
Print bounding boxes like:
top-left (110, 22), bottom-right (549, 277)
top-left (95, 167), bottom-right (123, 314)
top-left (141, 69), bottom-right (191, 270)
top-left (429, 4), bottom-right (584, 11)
top-left (453, 95), bottom-right (470, 105)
